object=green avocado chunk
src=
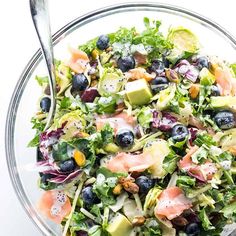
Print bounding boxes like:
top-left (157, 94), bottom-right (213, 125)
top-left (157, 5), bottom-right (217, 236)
top-left (125, 79), bottom-right (153, 105)
top-left (106, 213), bottom-right (132, 236)
top-left (211, 96), bottom-right (236, 111)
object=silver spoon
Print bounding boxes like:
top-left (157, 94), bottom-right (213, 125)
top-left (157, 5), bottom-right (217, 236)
top-left (30, 0), bottom-right (56, 131)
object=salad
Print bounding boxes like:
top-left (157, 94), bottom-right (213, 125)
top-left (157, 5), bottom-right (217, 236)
top-left (29, 18), bottom-right (236, 236)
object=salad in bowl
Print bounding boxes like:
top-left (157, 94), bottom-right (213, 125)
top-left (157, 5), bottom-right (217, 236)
top-left (29, 17), bottom-right (236, 236)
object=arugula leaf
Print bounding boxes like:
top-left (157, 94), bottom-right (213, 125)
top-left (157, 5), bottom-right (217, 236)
top-left (199, 208), bottom-right (215, 231)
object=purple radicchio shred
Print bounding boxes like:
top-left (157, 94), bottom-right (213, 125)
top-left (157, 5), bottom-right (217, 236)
top-left (151, 111), bottom-right (177, 131)
top-left (188, 128), bottom-right (198, 146)
top-left (39, 122), bottom-right (66, 160)
top-left (42, 169), bottom-right (81, 184)
top-left (152, 111), bottom-right (160, 128)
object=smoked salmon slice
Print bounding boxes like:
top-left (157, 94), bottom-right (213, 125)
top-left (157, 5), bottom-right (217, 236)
top-left (38, 190), bottom-right (72, 224)
top-left (66, 46), bottom-right (89, 74)
top-left (214, 65), bottom-right (236, 96)
top-left (179, 146), bottom-right (217, 182)
top-left (155, 186), bottom-right (192, 220)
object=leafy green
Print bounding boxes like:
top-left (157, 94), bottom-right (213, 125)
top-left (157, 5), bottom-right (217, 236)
top-left (90, 205), bottom-right (102, 220)
top-left (60, 97), bottom-right (72, 109)
top-left (79, 37), bottom-right (97, 54)
top-left (109, 27), bottom-right (136, 44)
top-left (35, 75), bottom-right (48, 86)
top-left (100, 124), bottom-right (114, 145)
top-left (132, 18), bottom-right (172, 60)
top-left (52, 142), bottom-right (73, 161)
top-left (194, 131), bottom-right (216, 147)
top-left (96, 96), bottom-right (117, 114)
top-left (39, 179), bottom-right (57, 191)
top-left (199, 208), bottom-right (215, 231)
top-left (220, 201), bottom-right (236, 220)
top-left (162, 151), bottom-right (179, 174)
top-left (177, 175), bottom-right (196, 188)
top-left (137, 107), bottom-right (153, 128)
top-left (27, 134), bottom-right (40, 147)
top-left (28, 117), bottom-right (45, 147)
top-left (93, 168), bottom-right (126, 206)
top-left (191, 145), bottom-right (209, 164)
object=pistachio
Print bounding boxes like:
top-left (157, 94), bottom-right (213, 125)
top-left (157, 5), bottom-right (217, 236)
top-left (113, 184), bottom-right (123, 195)
top-left (172, 216), bottom-right (188, 227)
top-left (165, 68), bottom-right (179, 83)
top-left (119, 177), bottom-right (139, 194)
top-left (132, 216), bottom-right (146, 226)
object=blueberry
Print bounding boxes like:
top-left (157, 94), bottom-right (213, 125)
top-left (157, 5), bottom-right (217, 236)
top-left (196, 56), bottom-right (209, 70)
top-left (72, 73), bottom-right (89, 92)
top-left (171, 124), bottom-right (189, 142)
top-left (81, 186), bottom-right (100, 206)
top-left (115, 129), bottom-right (134, 148)
top-left (185, 223), bottom-right (200, 236)
top-left (96, 35), bottom-right (109, 50)
top-left (117, 56), bottom-right (135, 72)
top-left (59, 159), bottom-right (76, 172)
top-left (150, 76), bottom-right (169, 93)
top-left (211, 85), bottom-right (220, 96)
top-left (214, 111), bottom-right (235, 130)
top-left (149, 60), bottom-right (165, 74)
top-left (135, 176), bottom-right (154, 194)
top-left (40, 97), bottom-right (51, 112)
top-left (76, 230), bottom-right (88, 236)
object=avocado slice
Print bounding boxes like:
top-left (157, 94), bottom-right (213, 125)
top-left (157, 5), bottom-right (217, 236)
top-left (211, 96), bottom-right (236, 111)
top-left (106, 213), bottom-right (132, 236)
top-left (125, 79), bottom-right (153, 106)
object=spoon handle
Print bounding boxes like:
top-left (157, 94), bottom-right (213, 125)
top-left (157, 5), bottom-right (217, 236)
top-left (30, 0), bottom-right (56, 131)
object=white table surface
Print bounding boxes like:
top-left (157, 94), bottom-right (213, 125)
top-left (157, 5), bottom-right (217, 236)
top-left (1, 0), bottom-right (236, 235)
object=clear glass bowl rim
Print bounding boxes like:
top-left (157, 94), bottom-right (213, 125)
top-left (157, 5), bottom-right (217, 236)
top-left (5, 2), bottom-right (236, 235)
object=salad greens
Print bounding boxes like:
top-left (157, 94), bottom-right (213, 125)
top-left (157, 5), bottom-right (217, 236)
top-left (30, 17), bottom-right (236, 236)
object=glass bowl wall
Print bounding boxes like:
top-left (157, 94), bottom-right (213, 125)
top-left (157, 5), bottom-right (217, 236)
top-left (5, 3), bottom-right (236, 235)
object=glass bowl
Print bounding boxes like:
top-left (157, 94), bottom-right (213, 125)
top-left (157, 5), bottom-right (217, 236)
top-left (5, 2), bottom-right (236, 236)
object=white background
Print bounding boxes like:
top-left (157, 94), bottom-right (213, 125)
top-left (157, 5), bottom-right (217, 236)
top-left (1, 0), bottom-right (236, 235)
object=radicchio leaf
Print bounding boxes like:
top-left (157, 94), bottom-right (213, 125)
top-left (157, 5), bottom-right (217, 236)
top-left (39, 123), bottom-right (66, 160)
